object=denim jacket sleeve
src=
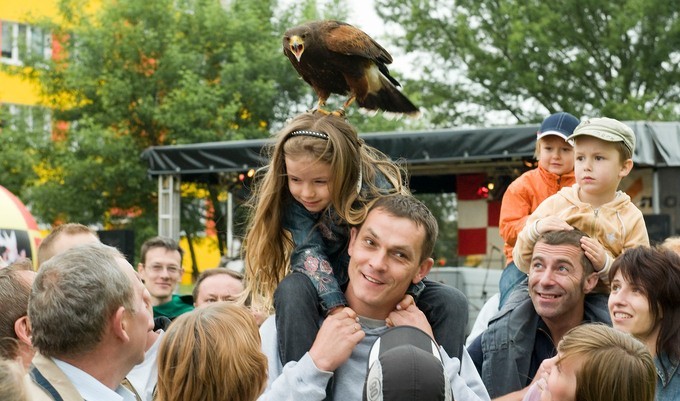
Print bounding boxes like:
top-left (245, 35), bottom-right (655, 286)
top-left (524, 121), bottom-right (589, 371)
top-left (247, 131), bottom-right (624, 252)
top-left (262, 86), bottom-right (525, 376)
top-left (283, 199), bottom-right (348, 313)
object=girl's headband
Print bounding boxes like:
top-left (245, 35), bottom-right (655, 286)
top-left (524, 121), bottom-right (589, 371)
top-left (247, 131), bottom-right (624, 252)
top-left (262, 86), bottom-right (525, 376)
top-left (288, 130), bottom-right (329, 140)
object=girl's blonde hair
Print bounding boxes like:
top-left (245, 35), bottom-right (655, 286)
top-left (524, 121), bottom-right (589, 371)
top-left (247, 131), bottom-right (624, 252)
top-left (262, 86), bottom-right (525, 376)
top-left (0, 358), bottom-right (27, 401)
top-left (242, 112), bottom-right (407, 310)
top-left (557, 324), bottom-right (656, 401)
top-left (156, 303), bottom-right (268, 401)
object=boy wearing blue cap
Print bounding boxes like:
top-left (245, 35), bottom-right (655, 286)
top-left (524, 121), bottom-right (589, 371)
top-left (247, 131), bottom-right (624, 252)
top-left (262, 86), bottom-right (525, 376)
top-left (498, 112), bottom-right (579, 306)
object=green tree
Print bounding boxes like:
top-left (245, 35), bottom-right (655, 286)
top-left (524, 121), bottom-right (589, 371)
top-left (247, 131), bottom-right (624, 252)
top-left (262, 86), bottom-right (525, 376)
top-left (376, 0), bottom-right (680, 125)
top-left (3, 0), bottom-right (307, 260)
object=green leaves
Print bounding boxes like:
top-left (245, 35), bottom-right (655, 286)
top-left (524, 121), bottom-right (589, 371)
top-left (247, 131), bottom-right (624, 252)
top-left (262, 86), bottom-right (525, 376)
top-left (376, 0), bottom-right (680, 124)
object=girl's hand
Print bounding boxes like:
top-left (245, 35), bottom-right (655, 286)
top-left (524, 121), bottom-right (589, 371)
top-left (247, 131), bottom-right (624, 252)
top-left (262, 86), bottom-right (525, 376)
top-left (580, 237), bottom-right (606, 272)
top-left (395, 294), bottom-right (415, 312)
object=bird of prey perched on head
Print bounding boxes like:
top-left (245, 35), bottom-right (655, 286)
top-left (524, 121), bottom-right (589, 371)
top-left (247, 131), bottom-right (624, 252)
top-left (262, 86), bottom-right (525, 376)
top-left (283, 20), bottom-right (419, 116)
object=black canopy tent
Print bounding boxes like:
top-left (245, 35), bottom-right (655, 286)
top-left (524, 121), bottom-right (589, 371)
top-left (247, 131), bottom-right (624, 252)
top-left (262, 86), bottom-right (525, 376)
top-left (142, 121), bottom-right (680, 191)
top-left (142, 121), bottom-right (680, 239)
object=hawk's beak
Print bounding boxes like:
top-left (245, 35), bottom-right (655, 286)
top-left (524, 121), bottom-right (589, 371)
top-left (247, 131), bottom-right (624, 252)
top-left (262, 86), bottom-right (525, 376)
top-left (289, 35), bottom-right (304, 62)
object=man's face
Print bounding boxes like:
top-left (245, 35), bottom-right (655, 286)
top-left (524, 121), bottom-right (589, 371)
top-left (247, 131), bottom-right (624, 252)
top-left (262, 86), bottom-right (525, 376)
top-left (345, 208), bottom-right (433, 319)
top-left (194, 273), bottom-right (244, 308)
top-left (528, 241), bottom-right (596, 323)
top-left (138, 247), bottom-right (183, 305)
top-left (119, 257), bottom-right (154, 366)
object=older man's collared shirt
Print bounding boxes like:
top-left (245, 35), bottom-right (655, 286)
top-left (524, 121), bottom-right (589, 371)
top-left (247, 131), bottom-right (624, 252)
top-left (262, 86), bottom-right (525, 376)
top-left (52, 358), bottom-right (137, 401)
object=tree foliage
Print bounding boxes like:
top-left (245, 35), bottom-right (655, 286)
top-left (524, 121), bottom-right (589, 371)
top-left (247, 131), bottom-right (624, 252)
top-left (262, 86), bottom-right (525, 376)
top-left (3, 0), bottom-right (308, 248)
top-left (376, 0), bottom-right (680, 125)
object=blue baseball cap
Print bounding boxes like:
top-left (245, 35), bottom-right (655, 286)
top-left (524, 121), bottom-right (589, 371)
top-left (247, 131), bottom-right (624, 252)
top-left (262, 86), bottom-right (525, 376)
top-left (537, 112), bottom-right (581, 141)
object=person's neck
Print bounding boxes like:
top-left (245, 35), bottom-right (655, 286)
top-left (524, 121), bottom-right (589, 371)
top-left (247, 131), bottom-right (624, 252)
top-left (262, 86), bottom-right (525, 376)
top-left (543, 306), bottom-right (585, 346)
top-left (57, 349), bottom-right (130, 390)
top-left (344, 289), bottom-right (393, 321)
top-left (152, 294), bottom-right (172, 306)
top-left (641, 325), bottom-right (661, 358)
top-left (577, 186), bottom-right (617, 208)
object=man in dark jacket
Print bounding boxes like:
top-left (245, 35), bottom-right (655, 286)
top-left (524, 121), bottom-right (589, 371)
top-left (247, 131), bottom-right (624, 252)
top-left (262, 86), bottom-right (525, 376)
top-left (468, 229), bottom-right (611, 400)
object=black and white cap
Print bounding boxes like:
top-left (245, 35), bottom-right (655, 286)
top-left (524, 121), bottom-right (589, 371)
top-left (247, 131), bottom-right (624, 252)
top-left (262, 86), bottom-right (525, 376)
top-left (363, 326), bottom-right (453, 401)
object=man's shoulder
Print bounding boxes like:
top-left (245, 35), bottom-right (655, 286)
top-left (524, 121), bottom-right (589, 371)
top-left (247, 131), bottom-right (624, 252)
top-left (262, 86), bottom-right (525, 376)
top-left (29, 354), bottom-right (84, 401)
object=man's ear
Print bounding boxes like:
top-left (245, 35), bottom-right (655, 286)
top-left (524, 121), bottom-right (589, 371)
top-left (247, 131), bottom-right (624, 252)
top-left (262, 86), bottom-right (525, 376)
top-left (619, 159), bottom-right (633, 178)
top-left (347, 227), bottom-right (359, 258)
top-left (583, 272), bottom-right (599, 294)
top-left (412, 258), bottom-right (434, 284)
top-left (14, 316), bottom-right (32, 346)
top-left (112, 306), bottom-right (130, 343)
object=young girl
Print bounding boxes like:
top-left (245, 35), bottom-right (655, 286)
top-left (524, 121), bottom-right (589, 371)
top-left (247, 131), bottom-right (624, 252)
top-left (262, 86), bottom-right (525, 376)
top-left (608, 246), bottom-right (680, 401)
top-left (243, 111), bottom-right (467, 366)
top-left (523, 324), bottom-right (655, 401)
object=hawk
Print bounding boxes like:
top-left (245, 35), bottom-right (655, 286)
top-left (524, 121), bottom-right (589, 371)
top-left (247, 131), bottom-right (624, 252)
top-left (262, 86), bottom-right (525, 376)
top-left (283, 20), bottom-right (419, 116)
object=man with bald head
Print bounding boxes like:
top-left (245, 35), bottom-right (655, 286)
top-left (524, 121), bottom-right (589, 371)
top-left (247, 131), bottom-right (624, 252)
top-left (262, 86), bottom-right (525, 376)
top-left (37, 223), bottom-right (99, 267)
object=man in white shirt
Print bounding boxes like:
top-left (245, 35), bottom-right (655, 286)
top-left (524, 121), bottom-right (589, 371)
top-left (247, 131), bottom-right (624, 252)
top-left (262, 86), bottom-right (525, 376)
top-left (259, 195), bottom-right (489, 401)
top-left (27, 243), bottom-right (154, 401)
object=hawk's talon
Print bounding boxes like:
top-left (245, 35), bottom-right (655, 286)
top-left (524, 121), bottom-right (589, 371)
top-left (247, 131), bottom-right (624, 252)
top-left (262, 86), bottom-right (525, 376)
top-left (311, 108), bottom-right (332, 116)
top-left (330, 109), bottom-right (346, 118)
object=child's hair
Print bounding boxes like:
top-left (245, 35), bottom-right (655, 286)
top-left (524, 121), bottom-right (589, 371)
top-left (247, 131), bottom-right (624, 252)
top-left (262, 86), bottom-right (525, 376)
top-left (156, 302), bottom-right (268, 401)
top-left (557, 324), bottom-right (656, 401)
top-left (609, 246), bottom-right (680, 362)
top-left (242, 112), bottom-right (407, 309)
top-left (661, 236), bottom-right (680, 255)
top-left (0, 358), bottom-right (28, 401)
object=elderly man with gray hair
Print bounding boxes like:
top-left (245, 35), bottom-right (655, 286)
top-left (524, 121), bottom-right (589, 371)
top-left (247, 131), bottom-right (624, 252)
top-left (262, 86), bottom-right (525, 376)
top-left (27, 243), bottom-right (153, 401)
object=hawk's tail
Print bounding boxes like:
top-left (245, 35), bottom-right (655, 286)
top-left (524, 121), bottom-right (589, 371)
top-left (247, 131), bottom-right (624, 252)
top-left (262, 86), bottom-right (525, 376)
top-left (358, 74), bottom-right (420, 117)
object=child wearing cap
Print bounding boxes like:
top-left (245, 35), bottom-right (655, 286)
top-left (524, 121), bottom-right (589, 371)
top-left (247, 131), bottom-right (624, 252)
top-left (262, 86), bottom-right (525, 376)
top-left (513, 117), bottom-right (649, 283)
top-left (497, 112), bottom-right (579, 307)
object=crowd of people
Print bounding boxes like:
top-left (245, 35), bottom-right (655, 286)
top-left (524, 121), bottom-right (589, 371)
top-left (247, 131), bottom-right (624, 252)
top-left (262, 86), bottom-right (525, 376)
top-left (1, 110), bottom-right (679, 401)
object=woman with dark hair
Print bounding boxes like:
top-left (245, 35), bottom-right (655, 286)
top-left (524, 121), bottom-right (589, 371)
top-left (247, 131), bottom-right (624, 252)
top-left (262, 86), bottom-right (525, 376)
top-left (608, 246), bottom-right (680, 400)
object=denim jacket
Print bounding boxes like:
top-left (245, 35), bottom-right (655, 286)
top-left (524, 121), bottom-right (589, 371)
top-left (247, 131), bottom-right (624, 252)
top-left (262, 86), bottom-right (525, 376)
top-left (477, 288), bottom-right (611, 398)
top-left (283, 197), bottom-right (351, 312)
top-left (656, 352), bottom-right (680, 401)
top-left (282, 172), bottom-right (424, 314)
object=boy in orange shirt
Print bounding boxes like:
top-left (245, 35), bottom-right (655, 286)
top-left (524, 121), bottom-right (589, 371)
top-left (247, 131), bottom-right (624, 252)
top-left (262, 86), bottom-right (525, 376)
top-left (498, 112), bottom-right (579, 306)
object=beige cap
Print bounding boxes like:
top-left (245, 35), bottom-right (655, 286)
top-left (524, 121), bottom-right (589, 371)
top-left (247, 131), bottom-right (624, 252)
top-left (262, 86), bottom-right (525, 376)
top-left (567, 117), bottom-right (635, 155)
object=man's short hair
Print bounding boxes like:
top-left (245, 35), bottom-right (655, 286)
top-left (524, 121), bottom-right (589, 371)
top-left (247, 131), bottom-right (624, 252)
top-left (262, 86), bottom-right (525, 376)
top-left (192, 268), bottom-right (243, 301)
top-left (29, 243), bottom-right (135, 358)
top-left (534, 229), bottom-right (594, 275)
top-left (368, 195), bottom-right (438, 263)
top-left (0, 263), bottom-right (33, 359)
top-left (139, 236), bottom-right (184, 265)
top-left (37, 223), bottom-right (98, 266)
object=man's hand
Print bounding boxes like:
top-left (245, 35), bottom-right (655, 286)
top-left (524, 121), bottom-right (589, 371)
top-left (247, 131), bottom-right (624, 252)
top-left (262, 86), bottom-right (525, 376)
top-left (580, 236), bottom-right (606, 272)
top-left (309, 307), bottom-right (365, 372)
top-left (385, 303), bottom-right (435, 341)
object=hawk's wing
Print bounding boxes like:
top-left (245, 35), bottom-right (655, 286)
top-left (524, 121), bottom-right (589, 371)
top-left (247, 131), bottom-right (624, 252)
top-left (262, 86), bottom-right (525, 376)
top-left (321, 21), bottom-right (393, 66)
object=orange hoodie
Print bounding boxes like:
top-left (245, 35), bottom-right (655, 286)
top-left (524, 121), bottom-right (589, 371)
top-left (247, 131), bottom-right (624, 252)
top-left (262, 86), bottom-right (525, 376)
top-left (499, 165), bottom-right (575, 264)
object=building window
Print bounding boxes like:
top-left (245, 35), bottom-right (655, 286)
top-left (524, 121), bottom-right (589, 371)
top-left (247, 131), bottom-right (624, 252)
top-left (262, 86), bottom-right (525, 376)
top-left (0, 20), bottom-right (52, 65)
top-left (2, 103), bottom-right (52, 138)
